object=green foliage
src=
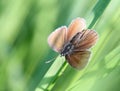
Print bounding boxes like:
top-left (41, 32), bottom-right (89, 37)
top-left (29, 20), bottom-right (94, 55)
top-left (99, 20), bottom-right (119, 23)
top-left (0, 0), bottom-right (120, 91)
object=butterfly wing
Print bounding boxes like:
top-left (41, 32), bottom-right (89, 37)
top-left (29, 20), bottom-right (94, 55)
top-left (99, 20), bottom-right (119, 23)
top-left (48, 26), bottom-right (67, 52)
top-left (65, 51), bottom-right (91, 70)
top-left (67, 18), bottom-right (86, 41)
top-left (73, 29), bottom-right (98, 51)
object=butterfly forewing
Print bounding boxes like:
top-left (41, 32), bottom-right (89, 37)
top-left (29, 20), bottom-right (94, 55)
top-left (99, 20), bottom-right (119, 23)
top-left (67, 18), bottom-right (86, 41)
top-left (48, 26), bottom-right (67, 52)
top-left (73, 29), bottom-right (98, 51)
top-left (65, 51), bottom-right (91, 70)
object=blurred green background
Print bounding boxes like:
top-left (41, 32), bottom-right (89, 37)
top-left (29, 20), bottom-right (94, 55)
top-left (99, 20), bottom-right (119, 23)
top-left (0, 0), bottom-right (120, 91)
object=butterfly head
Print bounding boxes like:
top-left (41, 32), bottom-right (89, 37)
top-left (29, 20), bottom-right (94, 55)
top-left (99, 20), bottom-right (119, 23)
top-left (60, 43), bottom-right (74, 56)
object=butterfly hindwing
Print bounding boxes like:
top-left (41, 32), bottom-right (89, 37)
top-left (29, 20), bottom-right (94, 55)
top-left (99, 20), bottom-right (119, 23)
top-left (65, 51), bottom-right (91, 70)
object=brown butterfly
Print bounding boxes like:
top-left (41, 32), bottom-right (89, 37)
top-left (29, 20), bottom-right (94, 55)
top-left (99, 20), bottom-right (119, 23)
top-left (47, 18), bottom-right (98, 70)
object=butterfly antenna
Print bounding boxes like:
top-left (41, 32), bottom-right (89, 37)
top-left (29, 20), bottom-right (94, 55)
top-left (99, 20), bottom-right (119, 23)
top-left (45, 56), bottom-right (57, 63)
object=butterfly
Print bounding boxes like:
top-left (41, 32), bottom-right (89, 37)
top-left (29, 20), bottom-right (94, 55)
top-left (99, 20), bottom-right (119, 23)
top-left (47, 18), bottom-right (98, 70)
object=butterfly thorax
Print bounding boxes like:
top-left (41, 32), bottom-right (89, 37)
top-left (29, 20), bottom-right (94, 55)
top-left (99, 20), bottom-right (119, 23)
top-left (60, 43), bottom-right (74, 56)
top-left (60, 32), bottom-right (83, 56)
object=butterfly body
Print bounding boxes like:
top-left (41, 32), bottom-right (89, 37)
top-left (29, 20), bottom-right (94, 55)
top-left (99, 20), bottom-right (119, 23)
top-left (48, 18), bottom-right (98, 70)
top-left (60, 42), bottom-right (74, 56)
top-left (60, 31), bottom-right (84, 56)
